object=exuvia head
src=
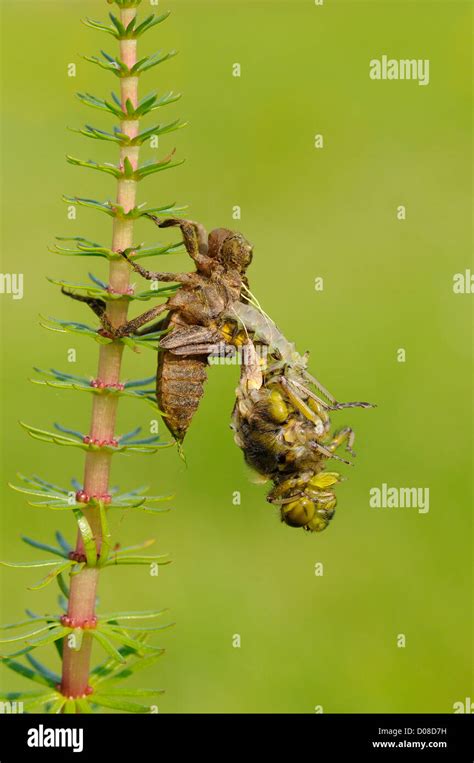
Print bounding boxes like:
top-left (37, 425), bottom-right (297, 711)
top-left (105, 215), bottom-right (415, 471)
top-left (221, 232), bottom-right (253, 273)
top-left (208, 228), bottom-right (253, 273)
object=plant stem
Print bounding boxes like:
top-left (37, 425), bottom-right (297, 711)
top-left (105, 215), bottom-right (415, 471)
top-left (60, 7), bottom-right (140, 702)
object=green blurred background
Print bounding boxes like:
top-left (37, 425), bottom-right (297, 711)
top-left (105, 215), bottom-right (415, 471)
top-left (0, 0), bottom-right (472, 713)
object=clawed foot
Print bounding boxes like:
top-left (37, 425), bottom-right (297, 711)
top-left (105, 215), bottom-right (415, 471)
top-left (62, 284), bottom-right (169, 339)
top-left (145, 214), bottom-right (182, 229)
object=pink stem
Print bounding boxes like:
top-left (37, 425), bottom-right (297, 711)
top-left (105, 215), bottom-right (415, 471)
top-left (60, 7), bottom-right (141, 702)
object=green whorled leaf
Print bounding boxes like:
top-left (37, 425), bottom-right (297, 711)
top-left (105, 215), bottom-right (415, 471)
top-left (24, 608), bottom-right (50, 620)
top-left (56, 573), bottom-right (70, 601)
top-left (97, 503), bottom-right (112, 569)
top-left (89, 693), bottom-right (152, 713)
top-left (0, 690), bottom-right (53, 701)
top-left (91, 630), bottom-right (127, 664)
top-left (66, 154), bottom-right (122, 178)
top-left (62, 195), bottom-right (117, 218)
top-left (0, 659), bottom-right (59, 689)
top-left (72, 508), bottom-right (97, 567)
top-left (68, 151), bottom-right (183, 183)
top-left (52, 235), bottom-right (183, 265)
top-left (0, 624), bottom-right (58, 645)
top-left (16, 473), bottom-right (70, 495)
top-left (29, 561), bottom-right (77, 592)
top-left (50, 639), bottom-right (64, 662)
top-left (22, 493), bottom-right (170, 514)
top-left (39, 314), bottom-right (110, 344)
top-left (0, 559), bottom-right (62, 570)
top-left (123, 155), bottom-right (134, 177)
top-left (50, 422), bottom-right (83, 439)
top-left (82, 17), bottom-right (120, 37)
top-left (139, 497), bottom-right (173, 512)
top-left (130, 50), bottom-right (177, 75)
top-left (69, 123), bottom-right (127, 145)
top-left (104, 554), bottom-right (171, 568)
top-left (130, 91), bottom-right (181, 118)
top-left (103, 622), bottom-right (172, 634)
top-left (112, 485), bottom-right (149, 498)
top-left (19, 422), bottom-right (90, 451)
top-left (145, 202), bottom-right (188, 217)
top-left (145, 493), bottom-right (175, 503)
top-left (125, 504), bottom-right (170, 515)
top-left (25, 501), bottom-right (78, 512)
top-left (57, 595), bottom-right (68, 612)
top-left (134, 155), bottom-right (185, 181)
top-left (90, 635), bottom-right (166, 687)
top-left (85, 49), bottom-right (176, 78)
top-left (126, 241), bottom-right (184, 260)
top-left (77, 89), bottom-right (180, 121)
top-left (31, 378), bottom-right (102, 398)
top-left (98, 625), bottom-right (162, 656)
top-left (97, 623), bottom-right (156, 657)
top-left (76, 91), bottom-right (123, 118)
top-left (51, 236), bottom-right (117, 259)
top-left (9, 482), bottom-right (68, 502)
top-left (130, 119), bottom-right (187, 145)
top-left (25, 654), bottom-right (61, 686)
top-left (83, 268), bottom-right (105, 286)
top-left (96, 687), bottom-right (163, 697)
top-left (55, 531), bottom-right (72, 555)
top-left (71, 118), bottom-right (186, 147)
top-left (63, 195), bottom-right (186, 221)
top-left (30, 374), bottom-right (157, 407)
top-left (136, 90), bottom-right (181, 117)
top-left (109, 12), bottom-right (127, 35)
top-left (22, 693), bottom-right (61, 712)
top-left (121, 287), bottom-right (175, 302)
top-left (95, 651), bottom-right (165, 688)
top-left (123, 376), bottom-right (155, 389)
top-left (8, 483), bottom-right (76, 510)
top-left (132, 12), bottom-right (171, 38)
top-left (70, 565), bottom-right (85, 579)
top-left (124, 97), bottom-right (135, 116)
top-left (63, 699), bottom-right (77, 714)
top-left (75, 698), bottom-right (92, 713)
top-left (0, 615), bottom-right (60, 631)
top-left (9, 473), bottom-right (71, 505)
top-left (118, 426), bottom-right (147, 444)
top-left (24, 627), bottom-right (67, 649)
top-left (118, 427), bottom-right (168, 447)
top-left (48, 697), bottom-right (67, 714)
top-left (20, 422), bottom-right (166, 456)
top-left (99, 609), bottom-right (167, 623)
top-left (83, 52), bottom-right (127, 77)
top-left (1, 627), bottom-right (67, 660)
top-left (125, 439), bottom-right (173, 454)
top-left (102, 492), bottom-right (172, 511)
top-left (34, 368), bottom-right (89, 386)
top-left (90, 641), bottom-right (144, 684)
top-left (110, 538), bottom-right (155, 555)
top-left (121, 442), bottom-right (173, 454)
top-left (47, 277), bottom-right (111, 300)
top-left (21, 536), bottom-right (68, 559)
